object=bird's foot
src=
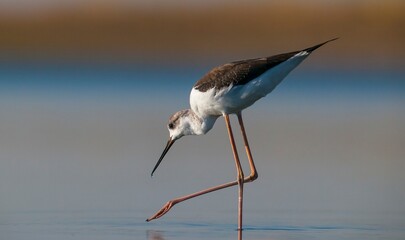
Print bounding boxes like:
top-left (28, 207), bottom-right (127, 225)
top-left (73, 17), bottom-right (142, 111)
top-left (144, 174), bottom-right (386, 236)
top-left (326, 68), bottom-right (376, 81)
top-left (146, 200), bottom-right (176, 222)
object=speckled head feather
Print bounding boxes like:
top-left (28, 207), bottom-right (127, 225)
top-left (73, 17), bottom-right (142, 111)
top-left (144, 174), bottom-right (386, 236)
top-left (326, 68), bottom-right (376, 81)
top-left (167, 109), bottom-right (190, 130)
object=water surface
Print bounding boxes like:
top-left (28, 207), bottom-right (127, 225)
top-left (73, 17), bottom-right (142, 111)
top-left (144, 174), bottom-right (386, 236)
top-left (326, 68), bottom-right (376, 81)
top-left (0, 63), bottom-right (404, 239)
top-left (2, 209), bottom-right (405, 240)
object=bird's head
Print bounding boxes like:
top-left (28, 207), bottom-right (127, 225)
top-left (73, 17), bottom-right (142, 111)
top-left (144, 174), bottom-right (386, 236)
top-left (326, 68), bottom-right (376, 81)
top-left (151, 109), bottom-right (198, 176)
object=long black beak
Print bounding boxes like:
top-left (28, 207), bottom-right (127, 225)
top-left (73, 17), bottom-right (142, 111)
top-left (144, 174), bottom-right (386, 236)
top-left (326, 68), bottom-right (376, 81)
top-left (151, 138), bottom-right (175, 176)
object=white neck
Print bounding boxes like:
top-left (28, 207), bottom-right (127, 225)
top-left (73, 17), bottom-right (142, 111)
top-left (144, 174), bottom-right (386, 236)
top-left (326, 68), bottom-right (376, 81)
top-left (188, 109), bottom-right (218, 135)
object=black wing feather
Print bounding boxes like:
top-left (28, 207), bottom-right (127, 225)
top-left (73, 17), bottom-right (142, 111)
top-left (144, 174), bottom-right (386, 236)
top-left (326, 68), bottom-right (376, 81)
top-left (193, 38), bottom-right (338, 92)
top-left (194, 51), bottom-right (299, 92)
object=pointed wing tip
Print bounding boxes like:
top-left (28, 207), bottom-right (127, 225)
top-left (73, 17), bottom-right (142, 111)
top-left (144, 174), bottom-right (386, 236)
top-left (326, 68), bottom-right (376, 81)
top-left (304, 37), bottom-right (339, 53)
top-left (327, 37), bottom-right (339, 42)
top-left (325, 37), bottom-right (339, 46)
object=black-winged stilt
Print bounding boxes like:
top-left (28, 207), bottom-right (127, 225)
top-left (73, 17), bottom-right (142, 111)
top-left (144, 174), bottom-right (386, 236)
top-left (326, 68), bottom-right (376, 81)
top-left (147, 38), bottom-right (338, 233)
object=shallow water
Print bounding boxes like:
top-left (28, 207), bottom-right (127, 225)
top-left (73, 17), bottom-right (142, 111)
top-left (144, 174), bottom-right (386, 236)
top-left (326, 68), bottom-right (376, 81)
top-left (2, 209), bottom-right (405, 240)
top-left (0, 63), bottom-right (404, 239)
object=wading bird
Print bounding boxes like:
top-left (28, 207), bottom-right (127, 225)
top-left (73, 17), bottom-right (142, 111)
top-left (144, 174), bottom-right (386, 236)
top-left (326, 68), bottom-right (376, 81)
top-left (147, 38), bottom-right (337, 232)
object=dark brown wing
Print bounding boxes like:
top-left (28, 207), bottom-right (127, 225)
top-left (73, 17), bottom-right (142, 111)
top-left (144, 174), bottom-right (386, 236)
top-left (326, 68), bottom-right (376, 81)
top-left (193, 38), bottom-right (338, 92)
top-left (194, 51), bottom-right (300, 92)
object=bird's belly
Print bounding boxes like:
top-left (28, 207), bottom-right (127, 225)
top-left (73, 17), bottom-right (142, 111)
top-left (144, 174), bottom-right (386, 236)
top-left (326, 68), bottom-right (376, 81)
top-left (190, 86), bottom-right (260, 116)
top-left (190, 77), bottom-right (277, 116)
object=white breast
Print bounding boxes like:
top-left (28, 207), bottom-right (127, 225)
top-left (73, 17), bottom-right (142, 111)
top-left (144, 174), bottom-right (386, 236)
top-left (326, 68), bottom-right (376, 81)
top-left (190, 86), bottom-right (223, 117)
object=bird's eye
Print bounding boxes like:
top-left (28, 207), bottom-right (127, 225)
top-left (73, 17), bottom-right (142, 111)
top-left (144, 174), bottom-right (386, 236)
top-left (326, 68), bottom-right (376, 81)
top-left (168, 123), bottom-right (174, 129)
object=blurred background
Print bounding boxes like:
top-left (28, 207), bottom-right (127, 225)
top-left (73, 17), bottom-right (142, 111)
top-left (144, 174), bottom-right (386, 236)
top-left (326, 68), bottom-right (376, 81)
top-left (0, 0), bottom-right (404, 232)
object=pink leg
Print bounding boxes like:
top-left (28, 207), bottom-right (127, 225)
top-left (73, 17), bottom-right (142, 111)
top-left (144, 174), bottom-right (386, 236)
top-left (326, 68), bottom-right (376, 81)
top-left (237, 112), bottom-right (258, 181)
top-left (224, 114), bottom-right (244, 231)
